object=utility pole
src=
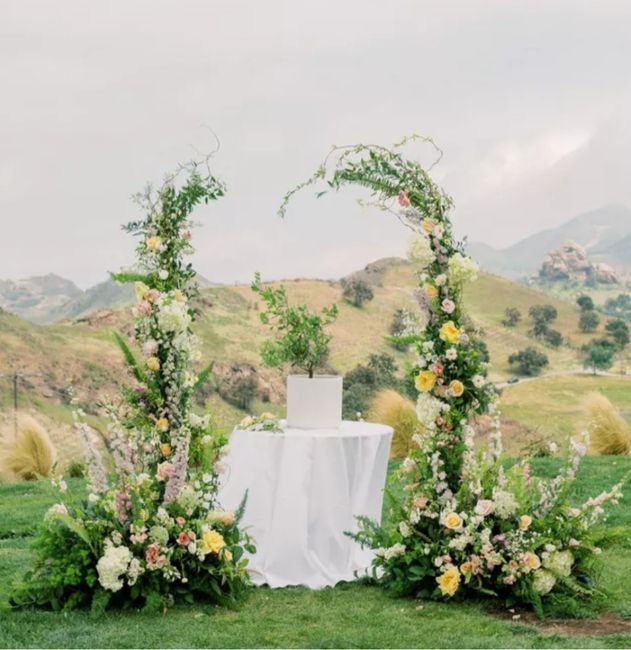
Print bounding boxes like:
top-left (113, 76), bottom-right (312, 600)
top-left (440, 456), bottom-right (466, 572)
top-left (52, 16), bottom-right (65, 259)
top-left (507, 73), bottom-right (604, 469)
top-left (0, 370), bottom-right (43, 436)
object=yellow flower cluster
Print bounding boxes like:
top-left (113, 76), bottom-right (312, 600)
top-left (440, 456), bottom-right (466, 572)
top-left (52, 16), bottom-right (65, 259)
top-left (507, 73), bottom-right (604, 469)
top-left (439, 321), bottom-right (460, 344)
top-left (436, 566), bottom-right (460, 597)
top-left (415, 370), bottom-right (436, 393)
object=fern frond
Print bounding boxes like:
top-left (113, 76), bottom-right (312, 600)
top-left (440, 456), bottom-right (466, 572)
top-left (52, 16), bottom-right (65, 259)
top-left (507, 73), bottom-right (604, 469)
top-left (113, 332), bottom-right (147, 384)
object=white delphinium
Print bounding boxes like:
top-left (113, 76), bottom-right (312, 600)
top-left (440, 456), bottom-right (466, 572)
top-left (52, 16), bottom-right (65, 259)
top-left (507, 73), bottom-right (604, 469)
top-left (384, 543), bottom-right (406, 560)
top-left (97, 542), bottom-right (132, 592)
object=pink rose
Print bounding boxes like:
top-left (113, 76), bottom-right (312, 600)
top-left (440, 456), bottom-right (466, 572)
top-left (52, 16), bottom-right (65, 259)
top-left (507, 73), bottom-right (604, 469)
top-left (475, 499), bottom-right (494, 517)
top-left (146, 289), bottom-right (162, 303)
top-left (146, 543), bottom-right (160, 564)
top-left (137, 301), bottom-right (152, 316)
top-left (142, 339), bottom-right (159, 356)
top-left (398, 190), bottom-right (411, 207)
top-left (177, 532), bottom-right (190, 546)
top-left (222, 511), bottom-right (235, 526)
top-left (176, 516), bottom-right (186, 526)
top-left (441, 299), bottom-right (455, 314)
top-left (156, 461), bottom-right (174, 482)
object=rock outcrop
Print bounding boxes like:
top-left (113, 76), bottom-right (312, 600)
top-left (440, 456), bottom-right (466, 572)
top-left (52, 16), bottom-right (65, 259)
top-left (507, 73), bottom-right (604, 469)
top-left (539, 241), bottom-right (618, 284)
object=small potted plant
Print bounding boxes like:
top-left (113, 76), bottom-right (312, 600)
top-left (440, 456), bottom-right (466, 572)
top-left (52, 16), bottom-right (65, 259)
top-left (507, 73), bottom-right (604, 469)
top-left (251, 272), bottom-right (341, 429)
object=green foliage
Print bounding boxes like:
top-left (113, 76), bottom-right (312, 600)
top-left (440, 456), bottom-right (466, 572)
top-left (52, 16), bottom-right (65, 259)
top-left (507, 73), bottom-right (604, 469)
top-left (606, 319), bottom-right (630, 348)
top-left (579, 310), bottom-right (600, 333)
top-left (251, 272), bottom-right (338, 378)
top-left (341, 278), bottom-right (374, 308)
top-left (112, 331), bottom-right (147, 385)
top-left (508, 346), bottom-right (549, 376)
top-left (501, 307), bottom-right (521, 327)
top-left (603, 293), bottom-right (631, 320)
top-left (544, 328), bottom-right (563, 348)
top-left (529, 304), bottom-right (558, 339)
top-left (582, 337), bottom-right (618, 373)
top-left (576, 295), bottom-right (595, 312)
top-left (389, 308), bottom-right (411, 350)
top-left (342, 354), bottom-right (401, 418)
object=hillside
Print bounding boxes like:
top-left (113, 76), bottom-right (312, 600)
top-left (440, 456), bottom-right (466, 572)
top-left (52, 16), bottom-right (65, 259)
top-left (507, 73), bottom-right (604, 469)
top-left (468, 204), bottom-right (631, 278)
top-left (0, 258), bottom-right (627, 463)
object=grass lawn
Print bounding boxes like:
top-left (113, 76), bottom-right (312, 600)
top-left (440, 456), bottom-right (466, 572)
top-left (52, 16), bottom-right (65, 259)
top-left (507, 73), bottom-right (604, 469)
top-left (2, 458), bottom-right (631, 648)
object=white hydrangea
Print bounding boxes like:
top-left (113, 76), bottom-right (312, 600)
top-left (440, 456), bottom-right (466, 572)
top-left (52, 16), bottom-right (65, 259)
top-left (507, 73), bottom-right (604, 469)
top-left (543, 550), bottom-right (574, 577)
top-left (416, 393), bottom-right (448, 430)
top-left (491, 489), bottom-right (518, 519)
top-left (97, 543), bottom-right (132, 592)
top-left (532, 569), bottom-right (557, 595)
top-left (448, 253), bottom-right (479, 285)
top-left (157, 299), bottom-right (191, 333)
top-left (408, 233), bottom-right (435, 269)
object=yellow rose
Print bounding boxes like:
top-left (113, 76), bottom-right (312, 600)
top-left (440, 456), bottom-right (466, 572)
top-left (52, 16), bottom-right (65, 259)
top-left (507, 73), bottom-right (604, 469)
top-left (200, 529), bottom-right (226, 555)
top-left (444, 512), bottom-right (462, 530)
top-left (134, 282), bottom-right (149, 302)
top-left (146, 356), bottom-right (160, 372)
top-left (173, 289), bottom-right (185, 303)
top-left (223, 549), bottom-right (233, 562)
top-left (449, 380), bottom-right (464, 397)
top-left (460, 561), bottom-right (473, 575)
top-left (436, 566), bottom-right (460, 597)
top-left (415, 370), bottom-right (437, 393)
top-left (519, 515), bottom-right (532, 530)
top-left (424, 283), bottom-right (438, 299)
top-left (422, 218), bottom-right (435, 233)
top-left (146, 235), bottom-right (162, 251)
top-left (156, 418), bottom-right (170, 433)
top-left (522, 552), bottom-right (541, 570)
top-left (439, 321), bottom-right (461, 344)
top-left (159, 442), bottom-right (171, 457)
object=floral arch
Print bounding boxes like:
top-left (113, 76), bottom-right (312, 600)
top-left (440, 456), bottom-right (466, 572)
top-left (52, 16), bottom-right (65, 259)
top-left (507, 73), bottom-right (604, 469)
top-left (280, 136), bottom-right (623, 614)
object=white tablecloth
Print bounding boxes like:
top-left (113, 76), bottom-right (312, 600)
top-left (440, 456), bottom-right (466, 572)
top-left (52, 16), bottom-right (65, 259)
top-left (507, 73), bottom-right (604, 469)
top-left (218, 420), bottom-right (393, 589)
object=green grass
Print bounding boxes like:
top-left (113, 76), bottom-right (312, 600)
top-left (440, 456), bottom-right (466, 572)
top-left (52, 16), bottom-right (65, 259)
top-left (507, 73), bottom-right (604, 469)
top-left (2, 458), bottom-right (631, 648)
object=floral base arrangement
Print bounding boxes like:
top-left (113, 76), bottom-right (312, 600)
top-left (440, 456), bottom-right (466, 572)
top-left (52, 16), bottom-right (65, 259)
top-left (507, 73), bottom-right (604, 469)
top-left (282, 136), bottom-right (627, 616)
top-left (11, 159), bottom-right (254, 612)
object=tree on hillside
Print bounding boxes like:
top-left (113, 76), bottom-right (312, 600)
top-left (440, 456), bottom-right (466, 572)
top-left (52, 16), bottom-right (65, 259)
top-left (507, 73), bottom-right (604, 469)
top-left (576, 295), bottom-right (595, 312)
top-left (508, 347), bottom-right (549, 376)
top-left (342, 353), bottom-right (399, 418)
top-left (582, 337), bottom-right (617, 374)
top-left (501, 307), bottom-right (521, 327)
top-left (605, 319), bottom-right (630, 348)
top-left (604, 293), bottom-right (631, 320)
top-left (390, 308), bottom-right (410, 350)
top-left (579, 310), bottom-right (600, 333)
top-left (342, 278), bottom-right (374, 308)
top-left (544, 328), bottom-right (563, 348)
top-left (529, 304), bottom-right (558, 338)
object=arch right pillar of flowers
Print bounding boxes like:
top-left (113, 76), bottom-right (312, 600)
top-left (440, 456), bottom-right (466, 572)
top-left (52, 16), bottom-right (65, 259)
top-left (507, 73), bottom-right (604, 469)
top-left (281, 136), bottom-right (624, 614)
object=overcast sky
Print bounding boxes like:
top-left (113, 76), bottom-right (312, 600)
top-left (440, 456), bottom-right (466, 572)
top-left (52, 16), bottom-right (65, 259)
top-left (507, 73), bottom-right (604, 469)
top-left (2, 0), bottom-right (631, 288)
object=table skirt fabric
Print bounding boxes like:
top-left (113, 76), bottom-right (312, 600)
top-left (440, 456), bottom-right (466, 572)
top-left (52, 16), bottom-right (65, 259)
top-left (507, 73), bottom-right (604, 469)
top-left (218, 421), bottom-right (393, 589)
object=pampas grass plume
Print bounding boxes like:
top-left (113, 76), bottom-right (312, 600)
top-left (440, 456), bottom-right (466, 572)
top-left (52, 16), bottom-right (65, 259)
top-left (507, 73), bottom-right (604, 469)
top-left (586, 392), bottom-right (631, 456)
top-left (367, 389), bottom-right (419, 458)
top-left (0, 413), bottom-right (56, 480)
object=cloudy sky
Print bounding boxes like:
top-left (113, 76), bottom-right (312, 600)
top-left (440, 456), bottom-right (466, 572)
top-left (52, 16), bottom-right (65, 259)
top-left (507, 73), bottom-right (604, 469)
top-left (2, 0), bottom-right (631, 287)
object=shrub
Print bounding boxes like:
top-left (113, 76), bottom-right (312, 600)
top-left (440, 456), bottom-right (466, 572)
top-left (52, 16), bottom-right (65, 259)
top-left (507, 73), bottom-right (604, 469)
top-left (582, 337), bottom-right (617, 373)
top-left (66, 460), bottom-right (86, 478)
top-left (501, 307), bottom-right (521, 327)
top-left (508, 347), bottom-right (549, 376)
top-left (529, 304), bottom-right (558, 338)
top-left (605, 319), bottom-right (630, 348)
top-left (579, 311), bottom-right (600, 333)
top-left (544, 328), bottom-right (563, 348)
top-left (341, 278), bottom-right (374, 308)
top-left (390, 308), bottom-right (412, 350)
top-left (0, 414), bottom-right (56, 481)
top-left (586, 392), bottom-right (631, 455)
top-left (367, 389), bottom-right (418, 458)
top-left (576, 295), bottom-right (594, 312)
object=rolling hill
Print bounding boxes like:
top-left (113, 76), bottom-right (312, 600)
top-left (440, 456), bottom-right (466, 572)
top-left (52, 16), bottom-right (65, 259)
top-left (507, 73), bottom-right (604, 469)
top-left (0, 258), bottom-right (626, 463)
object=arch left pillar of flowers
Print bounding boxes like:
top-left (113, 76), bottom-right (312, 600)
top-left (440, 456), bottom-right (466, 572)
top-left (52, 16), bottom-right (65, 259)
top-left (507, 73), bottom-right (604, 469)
top-left (11, 158), bottom-right (253, 612)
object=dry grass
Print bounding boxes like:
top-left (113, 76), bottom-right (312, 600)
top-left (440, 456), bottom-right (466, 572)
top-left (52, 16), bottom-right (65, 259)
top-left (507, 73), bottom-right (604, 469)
top-left (367, 389), bottom-right (419, 458)
top-left (0, 413), bottom-right (57, 481)
top-left (586, 392), bottom-right (631, 456)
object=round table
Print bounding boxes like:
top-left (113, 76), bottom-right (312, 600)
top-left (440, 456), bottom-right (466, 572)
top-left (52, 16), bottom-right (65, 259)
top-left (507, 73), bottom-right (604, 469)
top-left (218, 420), bottom-right (393, 589)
